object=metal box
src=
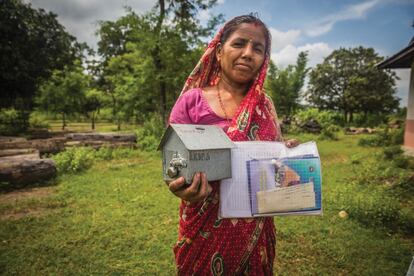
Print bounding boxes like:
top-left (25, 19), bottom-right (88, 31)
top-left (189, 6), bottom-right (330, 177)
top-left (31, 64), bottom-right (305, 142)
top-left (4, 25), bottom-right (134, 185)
top-left (158, 124), bottom-right (235, 184)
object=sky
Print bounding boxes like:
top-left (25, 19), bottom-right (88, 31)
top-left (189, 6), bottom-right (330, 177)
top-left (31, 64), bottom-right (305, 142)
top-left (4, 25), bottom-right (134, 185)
top-left (28, 0), bottom-right (414, 106)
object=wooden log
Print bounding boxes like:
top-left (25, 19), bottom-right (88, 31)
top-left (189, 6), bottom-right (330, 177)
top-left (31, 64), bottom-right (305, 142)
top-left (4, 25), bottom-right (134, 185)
top-left (64, 140), bottom-right (136, 149)
top-left (65, 132), bottom-right (136, 142)
top-left (0, 138), bottom-right (66, 154)
top-left (0, 148), bottom-right (39, 157)
top-left (0, 153), bottom-right (40, 161)
top-left (0, 158), bottom-right (56, 185)
top-left (0, 136), bottom-right (27, 143)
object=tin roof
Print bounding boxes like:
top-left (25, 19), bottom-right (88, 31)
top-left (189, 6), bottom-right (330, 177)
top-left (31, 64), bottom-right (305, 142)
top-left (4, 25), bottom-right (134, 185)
top-left (377, 37), bottom-right (414, 69)
top-left (158, 124), bottom-right (235, 151)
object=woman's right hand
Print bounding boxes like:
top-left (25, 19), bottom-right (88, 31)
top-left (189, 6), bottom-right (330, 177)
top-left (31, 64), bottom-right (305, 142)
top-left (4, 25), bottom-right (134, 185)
top-left (166, 172), bottom-right (212, 204)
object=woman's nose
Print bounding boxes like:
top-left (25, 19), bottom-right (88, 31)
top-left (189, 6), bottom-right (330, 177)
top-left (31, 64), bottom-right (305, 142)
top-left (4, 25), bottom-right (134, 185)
top-left (241, 43), bottom-right (254, 58)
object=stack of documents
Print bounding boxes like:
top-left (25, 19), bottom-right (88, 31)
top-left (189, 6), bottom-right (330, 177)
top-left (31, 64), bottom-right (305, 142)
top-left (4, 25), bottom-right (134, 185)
top-left (219, 141), bottom-right (322, 218)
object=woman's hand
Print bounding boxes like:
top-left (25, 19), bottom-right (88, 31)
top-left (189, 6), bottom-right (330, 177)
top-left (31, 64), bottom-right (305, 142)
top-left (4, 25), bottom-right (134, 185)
top-left (285, 139), bottom-right (299, 148)
top-left (166, 172), bottom-right (212, 204)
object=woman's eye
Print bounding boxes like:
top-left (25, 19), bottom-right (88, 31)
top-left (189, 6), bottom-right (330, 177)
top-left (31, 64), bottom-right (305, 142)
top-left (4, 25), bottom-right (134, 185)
top-left (255, 48), bottom-right (263, 54)
top-left (233, 42), bottom-right (243, 47)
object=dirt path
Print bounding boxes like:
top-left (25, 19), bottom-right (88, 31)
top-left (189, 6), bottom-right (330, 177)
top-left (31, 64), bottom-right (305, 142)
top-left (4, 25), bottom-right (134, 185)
top-left (0, 186), bottom-right (56, 205)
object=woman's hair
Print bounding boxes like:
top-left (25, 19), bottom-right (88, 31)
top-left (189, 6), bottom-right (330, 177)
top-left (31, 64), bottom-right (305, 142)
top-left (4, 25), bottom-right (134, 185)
top-left (220, 14), bottom-right (271, 56)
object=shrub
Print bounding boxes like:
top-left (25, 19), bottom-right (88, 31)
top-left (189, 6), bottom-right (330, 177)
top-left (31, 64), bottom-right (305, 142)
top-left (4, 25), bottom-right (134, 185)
top-left (29, 111), bottom-right (50, 129)
top-left (290, 108), bottom-right (343, 135)
top-left (318, 124), bottom-right (340, 140)
top-left (52, 147), bottom-right (95, 173)
top-left (136, 113), bottom-right (166, 152)
top-left (295, 108), bottom-right (343, 127)
top-left (358, 127), bottom-right (403, 147)
top-left (0, 108), bottom-right (25, 135)
top-left (383, 146), bottom-right (403, 160)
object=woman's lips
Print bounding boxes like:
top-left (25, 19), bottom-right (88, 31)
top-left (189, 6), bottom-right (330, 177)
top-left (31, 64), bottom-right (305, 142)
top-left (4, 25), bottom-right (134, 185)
top-left (234, 63), bottom-right (252, 70)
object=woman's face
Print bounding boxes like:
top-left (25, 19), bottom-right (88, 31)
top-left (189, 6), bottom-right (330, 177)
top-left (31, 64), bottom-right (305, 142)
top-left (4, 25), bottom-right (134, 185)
top-left (217, 23), bottom-right (267, 86)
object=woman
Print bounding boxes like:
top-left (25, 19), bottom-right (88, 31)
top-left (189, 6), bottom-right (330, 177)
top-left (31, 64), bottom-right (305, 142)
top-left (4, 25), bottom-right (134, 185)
top-left (168, 14), bottom-right (298, 275)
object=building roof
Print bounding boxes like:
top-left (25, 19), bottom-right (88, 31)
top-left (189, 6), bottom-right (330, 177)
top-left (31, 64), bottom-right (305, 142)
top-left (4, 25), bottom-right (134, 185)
top-left (377, 37), bottom-right (414, 69)
top-left (158, 124), bottom-right (235, 151)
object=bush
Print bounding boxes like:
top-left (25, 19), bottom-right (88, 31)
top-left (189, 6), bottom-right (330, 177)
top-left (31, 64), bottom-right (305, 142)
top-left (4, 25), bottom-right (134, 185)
top-left (136, 113), bottom-right (166, 152)
top-left (383, 146), bottom-right (403, 160)
top-left (289, 108), bottom-right (343, 136)
top-left (0, 108), bottom-right (25, 135)
top-left (295, 108), bottom-right (343, 128)
top-left (29, 111), bottom-right (50, 129)
top-left (358, 127), bottom-right (404, 147)
top-left (52, 147), bottom-right (95, 174)
top-left (318, 124), bottom-right (340, 140)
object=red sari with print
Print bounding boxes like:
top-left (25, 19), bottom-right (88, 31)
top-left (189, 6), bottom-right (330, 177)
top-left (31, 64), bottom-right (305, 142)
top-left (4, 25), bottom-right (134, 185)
top-left (170, 24), bottom-right (282, 275)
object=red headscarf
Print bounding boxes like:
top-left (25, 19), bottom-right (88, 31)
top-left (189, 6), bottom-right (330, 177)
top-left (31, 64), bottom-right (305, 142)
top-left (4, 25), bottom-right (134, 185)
top-left (180, 25), bottom-right (282, 142)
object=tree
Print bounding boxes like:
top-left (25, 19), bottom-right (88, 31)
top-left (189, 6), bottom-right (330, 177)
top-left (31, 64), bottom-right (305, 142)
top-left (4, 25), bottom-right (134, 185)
top-left (96, 2), bottom-right (223, 123)
top-left (83, 89), bottom-right (104, 130)
top-left (306, 47), bottom-right (399, 122)
top-left (103, 44), bottom-right (156, 130)
top-left (265, 52), bottom-right (309, 116)
top-left (36, 61), bottom-right (90, 130)
top-left (0, 0), bottom-right (84, 120)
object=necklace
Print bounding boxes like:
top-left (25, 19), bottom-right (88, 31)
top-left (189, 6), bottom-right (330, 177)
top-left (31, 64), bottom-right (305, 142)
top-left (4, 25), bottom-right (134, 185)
top-left (217, 86), bottom-right (231, 124)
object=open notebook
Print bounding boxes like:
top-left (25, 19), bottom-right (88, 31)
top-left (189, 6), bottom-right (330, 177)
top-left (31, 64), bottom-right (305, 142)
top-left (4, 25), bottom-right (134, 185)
top-left (219, 141), bottom-right (322, 218)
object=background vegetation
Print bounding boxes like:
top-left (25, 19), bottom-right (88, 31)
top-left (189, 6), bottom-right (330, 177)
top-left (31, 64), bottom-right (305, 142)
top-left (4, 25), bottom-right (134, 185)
top-left (0, 0), bottom-right (412, 274)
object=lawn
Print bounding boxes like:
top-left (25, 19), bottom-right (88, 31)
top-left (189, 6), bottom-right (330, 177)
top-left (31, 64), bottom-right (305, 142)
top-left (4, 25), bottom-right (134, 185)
top-left (0, 134), bottom-right (413, 275)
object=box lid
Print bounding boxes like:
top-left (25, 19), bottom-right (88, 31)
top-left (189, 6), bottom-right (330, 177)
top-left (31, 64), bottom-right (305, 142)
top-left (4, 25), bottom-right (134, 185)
top-left (158, 124), bottom-right (235, 151)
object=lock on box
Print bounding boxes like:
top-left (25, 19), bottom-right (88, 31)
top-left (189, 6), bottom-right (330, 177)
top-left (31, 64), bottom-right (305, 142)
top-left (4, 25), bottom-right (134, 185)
top-left (158, 124), bottom-right (235, 184)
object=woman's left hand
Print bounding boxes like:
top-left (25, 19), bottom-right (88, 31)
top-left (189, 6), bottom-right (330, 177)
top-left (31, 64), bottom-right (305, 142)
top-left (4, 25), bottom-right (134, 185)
top-left (285, 139), bottom-right (299, 148)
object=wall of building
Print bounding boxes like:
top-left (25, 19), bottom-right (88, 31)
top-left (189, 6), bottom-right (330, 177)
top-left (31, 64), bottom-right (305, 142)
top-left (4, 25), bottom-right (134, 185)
top-left (404, 61), bottom-right (414, 150)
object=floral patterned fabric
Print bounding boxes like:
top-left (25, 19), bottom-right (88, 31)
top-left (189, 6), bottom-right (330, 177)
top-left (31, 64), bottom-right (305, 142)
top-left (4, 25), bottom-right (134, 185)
top-left (169, 20), bottom-right (282, 275)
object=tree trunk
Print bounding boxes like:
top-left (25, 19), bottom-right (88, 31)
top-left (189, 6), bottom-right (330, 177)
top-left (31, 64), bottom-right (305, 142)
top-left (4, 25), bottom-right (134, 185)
top-left (62, 113), bottom-right (66, 130)
top-left (349, 112), bottom-right (353, 123)
top-left (91, 112), bottom-right (95, 130)
top-left (153, 0), bottom-right (167, 124)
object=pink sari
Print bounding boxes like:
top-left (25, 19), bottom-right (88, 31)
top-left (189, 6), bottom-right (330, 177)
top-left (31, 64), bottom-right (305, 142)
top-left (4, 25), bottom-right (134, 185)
top-left (169, 23), bottom-right (282, 275)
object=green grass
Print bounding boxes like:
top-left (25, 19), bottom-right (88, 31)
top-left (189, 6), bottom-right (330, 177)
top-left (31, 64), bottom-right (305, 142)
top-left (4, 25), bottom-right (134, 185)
top-left (0, 135), bottom-right (413, 275)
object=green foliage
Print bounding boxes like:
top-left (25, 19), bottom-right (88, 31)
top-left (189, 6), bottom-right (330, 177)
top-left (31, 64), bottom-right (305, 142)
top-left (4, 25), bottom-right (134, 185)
top-left (82, 88), bottom-right (104, 130)
top-left (29, 111), bottom-right (50, 129)
top-left (358, 127), bottom-right (404, 147)
top-left (307, 47), bottom-right (399, 123)
top-left (36, 60), bottom-right (90, 130)
top-left (294, 108), bottom-right (343, 128)
top-left (52, 146), bottom-right (138, 174)
top-left (318, 124), bottom-right (340, 140)
top-left (136, 113), bottom-right (166, 152)
top-left (265, 52), bottom-right (308, 116)
top-left (0, 108), bottom-right (26, 135)
top-left (0, 0), bottom-right (85, 125)
top-left (52, 147), bottom-right (96, 174)
top-left (97, 3), bottom-right (223, 123)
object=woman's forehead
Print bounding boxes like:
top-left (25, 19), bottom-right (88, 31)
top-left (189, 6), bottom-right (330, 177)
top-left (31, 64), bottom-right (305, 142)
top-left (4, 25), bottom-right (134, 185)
top-left (225, 23), bottom-right (266, 45)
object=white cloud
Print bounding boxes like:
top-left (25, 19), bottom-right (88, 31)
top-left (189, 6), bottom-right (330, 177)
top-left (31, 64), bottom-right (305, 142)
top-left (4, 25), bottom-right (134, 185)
top-left (269, 28), bottom-right (301, 51)
top-left (29, 0), bottom-right (156, 49)
top-left (217, 0), bottom-right (225, 4)
top-left (305, 0), bottom-right (380, 37)
top-left (198, 9), bottom-right (211, 23)
top-left (271, 42), bottom-right (332, 68)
